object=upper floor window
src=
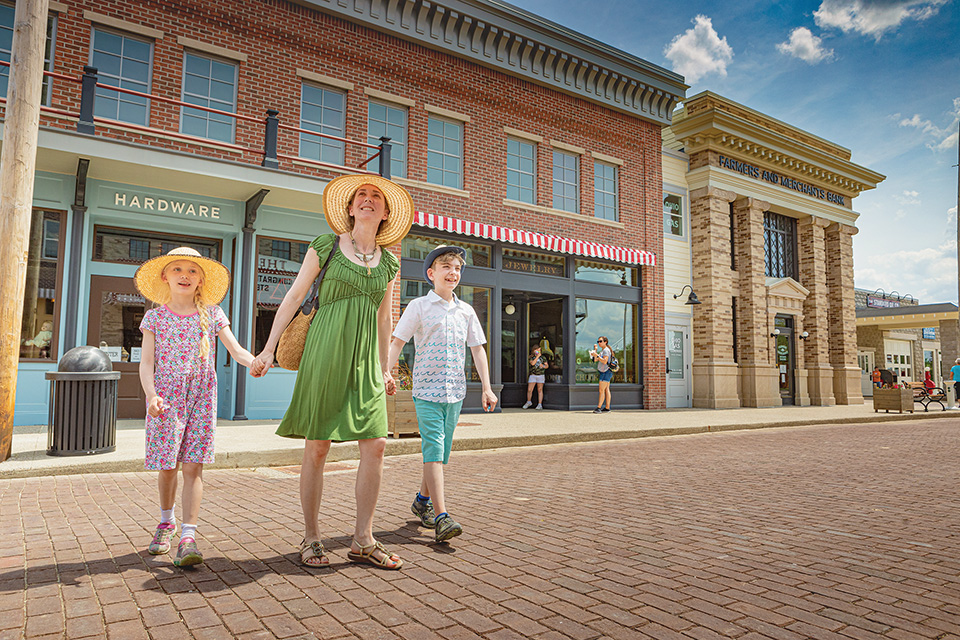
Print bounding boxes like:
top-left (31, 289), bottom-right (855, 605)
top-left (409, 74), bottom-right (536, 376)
top-left (427, 116), bottom-right (462, 189)
top-left (763, 211), bottom-right (797, 279)
top-left (181, 52), bottom-right (237, 143)
top-left (91, 28), bottom-right (152, 125)
top-left (664, 194), bottom-right (683, 238)
top-left (300, 84), bottom-right (345, 165)
top-left (552, 150), bottom-right (579, 213)
top-left (594, 161), bottom-right (618, 221)
top-left (1, 3), bottom-right (55, 104)
top-left (506, 138), bottom-right (536, 204)
top-left (367, 101), bottom-right (407, 178)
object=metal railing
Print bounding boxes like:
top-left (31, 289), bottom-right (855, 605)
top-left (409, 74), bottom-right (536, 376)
top-left (0, 61), bottom-right (393, 178)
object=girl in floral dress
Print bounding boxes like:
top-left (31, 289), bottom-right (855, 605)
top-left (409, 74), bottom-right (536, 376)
top-left (136, 247), bottom-right (261, 567)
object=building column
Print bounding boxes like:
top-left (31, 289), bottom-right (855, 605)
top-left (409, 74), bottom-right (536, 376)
top-left (939, 318), bottom-right (959, 386)
top-left (798, 216), bottom-right (834, 405)
top-left (825, 222), bottom-right (863, 404)
top-left (734, 197), bottom-right (779, 407)
top-left (689, 186), bottom-right (740, 408)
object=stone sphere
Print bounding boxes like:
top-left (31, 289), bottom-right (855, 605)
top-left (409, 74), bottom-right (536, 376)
top-left (58, 346), bottom-right (114, 373)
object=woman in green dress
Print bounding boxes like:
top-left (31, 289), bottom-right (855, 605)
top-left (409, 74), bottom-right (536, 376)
top-left (253, 174), bottom-right (414, 570)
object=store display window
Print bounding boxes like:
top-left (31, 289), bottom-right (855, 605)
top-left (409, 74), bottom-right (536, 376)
top-left (573, 298), bottom-right (637, 384)
top-left (254, 236), bottom-right (311, 354)
top-left (20, 210), bottom-right (64, 361)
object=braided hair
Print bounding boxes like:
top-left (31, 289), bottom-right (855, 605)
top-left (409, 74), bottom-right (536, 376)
top-left (194, 284), bottom-right (211, 364)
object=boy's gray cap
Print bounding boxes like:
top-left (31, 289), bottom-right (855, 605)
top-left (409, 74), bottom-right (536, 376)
top-left (423, 245), bottom-right (466, 283)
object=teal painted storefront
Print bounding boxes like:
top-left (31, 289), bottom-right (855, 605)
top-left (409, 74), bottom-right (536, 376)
top-left (14, 172), bottom-right (330, 426)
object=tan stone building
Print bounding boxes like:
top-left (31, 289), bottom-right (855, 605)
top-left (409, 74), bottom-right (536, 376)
top-left (663, 92), bottom-right (884, 408)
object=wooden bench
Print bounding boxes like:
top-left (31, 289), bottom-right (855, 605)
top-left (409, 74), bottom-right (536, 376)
top-left (907, 381), bottom-right (947, 412)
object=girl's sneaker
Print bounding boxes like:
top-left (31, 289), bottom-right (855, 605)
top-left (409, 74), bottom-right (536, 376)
top-left (522, 401), bottom-right (533, 409)
top-left (173, 537), bottom-right (204, 567)
top-left (148, 522), bottom-right (176, 555)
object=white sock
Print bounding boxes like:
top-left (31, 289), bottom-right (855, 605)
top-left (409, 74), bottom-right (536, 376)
top-left (180, 523), bottom-right (197, 541)
top-left (161, 506), bottom-right (176, 526)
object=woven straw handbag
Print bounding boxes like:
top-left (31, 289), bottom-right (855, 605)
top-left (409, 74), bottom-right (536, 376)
top-left (276, 240), bottom-right (339, 371)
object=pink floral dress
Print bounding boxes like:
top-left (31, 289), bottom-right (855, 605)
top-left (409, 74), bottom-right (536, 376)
top-left (140, 304), bottom-right (228, 470)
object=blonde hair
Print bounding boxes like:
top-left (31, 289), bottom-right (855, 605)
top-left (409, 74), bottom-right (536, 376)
top-left (431, 250), bottom-right (466, 270)
top-left (159, 261), bottom-right (211, 363)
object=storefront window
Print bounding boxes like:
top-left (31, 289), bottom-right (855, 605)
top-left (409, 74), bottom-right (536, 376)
top-left (574, 298), bottom-right (637, 384)
top-left (254, 236), bottom-right (312, 354)
top-left (397, 281), bottom-right (491, 384)
top-left (401, 234), bottom-right (491, 268)
top-left (574, 259), bottom-right (636, 286)
top-left (20, 210), bottom-right (64, 361)
top-left (502, 248), bottom-right (564, 277)
top-left (94, 226), bottom-right (221, 265)
top-left (664, 194), bottom-right (683, 237)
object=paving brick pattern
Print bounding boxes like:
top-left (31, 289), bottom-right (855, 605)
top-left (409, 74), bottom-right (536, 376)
top-left (1, 418), bottom-right (959, 639)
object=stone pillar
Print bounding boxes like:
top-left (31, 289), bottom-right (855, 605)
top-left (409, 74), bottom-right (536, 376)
top-left (940, 318), bottom-right (959, 385)
top-left (734, 197), bottom-right (779, 407)
top-left (690, 186), bottom-right (740, 408)
top-left (798, 216), bottom-right (834, 405)
top-left (825, 222), bottom-right (863, 404)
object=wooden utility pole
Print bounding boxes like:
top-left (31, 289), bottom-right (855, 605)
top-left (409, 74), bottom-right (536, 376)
top-left (0, 0), bottom-right (50, 462)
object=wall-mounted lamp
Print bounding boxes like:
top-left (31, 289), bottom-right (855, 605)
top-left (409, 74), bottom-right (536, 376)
top-left (771, 329), bottom-right (781, 337)
top-left (672, 284), bottom-right (701, 305)
top-left (504, 303), bottom-right (516, 316)
top-left (799, 331), bottom-right (809, 340)
top-left (872, 287), bottom-right (886, 299)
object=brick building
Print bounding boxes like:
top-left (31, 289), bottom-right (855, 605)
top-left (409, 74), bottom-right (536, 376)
top-left (4, 0), bottom-right (686, 424)
top-left (663, 92), bottom-right (885, 408)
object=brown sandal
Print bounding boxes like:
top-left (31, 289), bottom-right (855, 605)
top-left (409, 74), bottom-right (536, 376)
top-left (347, 539), bottom-right (403, 570)
top-left (299, 539), bottom-right (329, 567)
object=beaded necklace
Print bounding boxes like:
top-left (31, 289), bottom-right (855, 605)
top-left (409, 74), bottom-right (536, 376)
top-left (350, 232), bottom-right (377, 275)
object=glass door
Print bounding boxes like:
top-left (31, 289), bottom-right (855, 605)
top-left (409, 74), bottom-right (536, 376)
top-left (775, 315), bottom-right (794, 405)
top-left (527, 298), bottom-right (564, 384)
top-left (88, 276), bottom-right (150, 419)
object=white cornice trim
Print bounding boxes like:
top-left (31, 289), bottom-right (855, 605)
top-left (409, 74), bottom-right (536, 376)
top-left (49, 2), bottom-right (67, 13)
top-left (177, 37), bottom-right (248, 62)
top-left (83, 10), bottom-right (164, 39)
top-left (424, 104), bottom-right (471, 123)
top-left (296, 69), bottom-right (354, 92)
top-left (363, 88), bottom-right (415, 108)
top-left (589, 151), bottom-right (623, 166)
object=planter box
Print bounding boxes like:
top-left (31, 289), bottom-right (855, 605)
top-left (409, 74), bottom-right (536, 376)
top-left (872, 388), bottom-right (914, 413)
top-left (386, 390), bottom-right (419, 438)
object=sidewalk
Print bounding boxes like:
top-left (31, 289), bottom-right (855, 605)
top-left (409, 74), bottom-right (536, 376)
top-left (4, 403), bottom-right (957, 478)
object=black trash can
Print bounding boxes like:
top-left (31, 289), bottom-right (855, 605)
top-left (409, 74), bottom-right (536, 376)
top-left (45, 346), bottom-right (121, 456)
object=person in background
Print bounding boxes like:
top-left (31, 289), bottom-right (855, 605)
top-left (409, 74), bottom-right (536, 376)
top-left (589, 336), bottom-right (613, 413)
top-left (523, 345), bottom-right (548, 410)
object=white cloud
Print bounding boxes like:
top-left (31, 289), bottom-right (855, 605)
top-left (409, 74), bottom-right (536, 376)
top-left (949, 206), bottom-right (957, 225)
top-left (856, 238), bottom-right (958, 304)
top-left (664, 15), bottom-right (733, 84)
top-left (776, 27), bottom-right (834, 63)
top-left (898, 97), bottom-right (960, 152)
top-left (894, 190), bottom-right (921, 205)
top-left (814, 0), bottom-right (947, 40)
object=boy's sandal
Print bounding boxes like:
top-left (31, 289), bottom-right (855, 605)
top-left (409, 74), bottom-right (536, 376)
top-left (299, 539), bottom-right (330, 567)
top-left (346, 539), bottom-right (403, 570)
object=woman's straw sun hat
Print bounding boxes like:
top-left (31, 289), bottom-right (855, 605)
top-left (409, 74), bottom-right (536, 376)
top-left (322, 174), bottom-right (414, 247)
top-left (134, 247), bottom-right (230, 306)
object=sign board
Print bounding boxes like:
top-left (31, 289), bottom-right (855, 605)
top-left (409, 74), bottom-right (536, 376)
top-left (922, 327), bottom-right (937, 340)
top-left (102, 346), bottom-right (122, 362)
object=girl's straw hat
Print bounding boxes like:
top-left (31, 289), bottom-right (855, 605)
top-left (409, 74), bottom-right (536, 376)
top-left (134, 247), bottom-right (230, 306)
top-left (323, 174), bottom-right (414, 247)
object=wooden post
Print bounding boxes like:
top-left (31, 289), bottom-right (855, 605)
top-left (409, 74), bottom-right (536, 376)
top-left (0, 0), bottom-right (50, 462)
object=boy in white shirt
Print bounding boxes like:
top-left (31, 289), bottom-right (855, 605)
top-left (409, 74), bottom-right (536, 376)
top-left (387, 245), bottom-right (497, 542)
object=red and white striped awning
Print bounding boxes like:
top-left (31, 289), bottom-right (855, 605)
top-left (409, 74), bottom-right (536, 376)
top-left (413, 211), bottom-right (656, 266)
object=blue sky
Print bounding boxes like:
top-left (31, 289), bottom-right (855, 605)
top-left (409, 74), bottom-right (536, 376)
top-left (507, 0), bottom-right (960, 305)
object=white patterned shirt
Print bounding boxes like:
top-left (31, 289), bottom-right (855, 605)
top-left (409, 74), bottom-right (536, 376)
top-left (393, 290), bottom-right (486, 402)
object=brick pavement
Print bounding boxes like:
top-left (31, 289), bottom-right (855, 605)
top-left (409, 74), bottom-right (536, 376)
top-left (1, 418), bottom-right (959, 639)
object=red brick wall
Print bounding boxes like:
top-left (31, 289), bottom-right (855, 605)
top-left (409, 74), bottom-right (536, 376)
top-left (41, 0), bottom-right (667, 405)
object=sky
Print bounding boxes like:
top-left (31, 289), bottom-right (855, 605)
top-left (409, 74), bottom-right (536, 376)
top-left (506, 0), bottom-right (960, 305)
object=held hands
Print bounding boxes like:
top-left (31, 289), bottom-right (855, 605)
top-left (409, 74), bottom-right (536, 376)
top-left (384, 370), bottom-right (396, 395)
top-left (250, 351), bottom-right (274, 378)
top-left (481, 389), bottom-right (498, 412)
top-left (147, 396), bottom-right (166, 417)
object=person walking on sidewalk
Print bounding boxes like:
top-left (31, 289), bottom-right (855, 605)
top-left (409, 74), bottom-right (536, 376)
top-left (589, 336), bottom-right (613, 413)
top-left (951, 359), bottom-right (960, 406)
top-left (523, 345), bottom-right (548, 409)
top-left (136, 247), bottom-right (259, 567)
top-left (387, 245), bottom-right (497, 543)
top-left (251, 175), bottom-right (414, 570)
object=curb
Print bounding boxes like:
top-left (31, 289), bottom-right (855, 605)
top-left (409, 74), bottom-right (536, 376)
top-left (2, 410), bottom-right (955, 479)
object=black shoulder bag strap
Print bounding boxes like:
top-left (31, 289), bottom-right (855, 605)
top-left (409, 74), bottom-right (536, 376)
top-left (299, 236), bottom-right (340, 316)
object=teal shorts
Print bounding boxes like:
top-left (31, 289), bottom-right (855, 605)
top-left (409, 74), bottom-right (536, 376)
top-left (413, 398), bottom-right (463, 464)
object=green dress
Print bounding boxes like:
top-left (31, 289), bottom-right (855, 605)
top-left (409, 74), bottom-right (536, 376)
top-left (276, 233), bottom-right (399, 442)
